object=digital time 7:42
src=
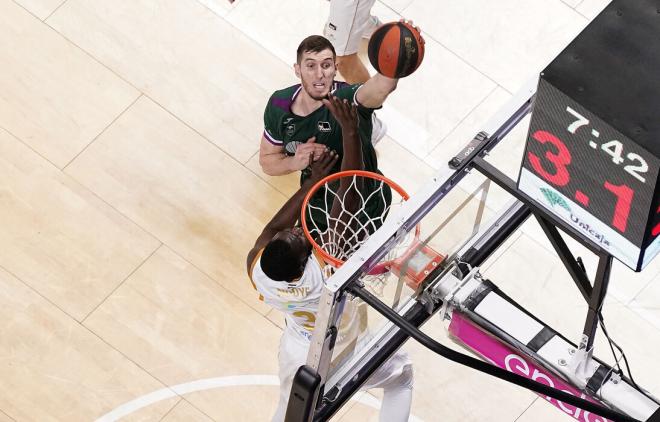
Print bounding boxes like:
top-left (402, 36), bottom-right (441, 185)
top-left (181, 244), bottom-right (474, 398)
top-left (566, 106), bottom-right (648, 183)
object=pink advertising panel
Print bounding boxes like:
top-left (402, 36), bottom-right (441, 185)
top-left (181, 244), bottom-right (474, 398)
top-left (448, 312), bottom-right (612, 422)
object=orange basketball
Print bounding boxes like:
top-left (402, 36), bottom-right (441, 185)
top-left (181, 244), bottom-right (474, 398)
top-left (367, 21), bottom-right (425, 78)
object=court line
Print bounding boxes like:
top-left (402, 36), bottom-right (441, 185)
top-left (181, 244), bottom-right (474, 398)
top-left (95, 374), bottom-right (423, 421)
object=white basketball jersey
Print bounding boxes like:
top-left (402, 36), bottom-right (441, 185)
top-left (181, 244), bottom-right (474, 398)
top-left (250, 250), bottom-right (326, 341)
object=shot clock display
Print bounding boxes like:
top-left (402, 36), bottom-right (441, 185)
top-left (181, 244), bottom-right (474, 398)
top-left (517, 0), bottom-right (660, 271)
top-left (518, 79), bottom-right (660, 271)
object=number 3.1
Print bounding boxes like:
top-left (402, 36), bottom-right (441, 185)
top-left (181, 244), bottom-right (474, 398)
top-left (528, 130), bottom-right (572, 186)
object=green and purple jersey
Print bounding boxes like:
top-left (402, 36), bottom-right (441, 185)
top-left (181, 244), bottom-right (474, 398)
top-left (263, 81), bottom-right (390, 231)
top-left (263, 81), bottom-right (380, 179)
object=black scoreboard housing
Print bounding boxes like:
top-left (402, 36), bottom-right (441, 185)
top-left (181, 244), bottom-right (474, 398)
top-left (518, 0), bottom-right (660, 271)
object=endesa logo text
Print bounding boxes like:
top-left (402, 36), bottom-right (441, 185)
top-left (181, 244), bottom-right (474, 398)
top-left (504, 353), bottom-right (611, 422)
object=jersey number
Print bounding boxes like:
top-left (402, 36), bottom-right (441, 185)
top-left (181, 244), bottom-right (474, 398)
top-left (293, 310), bottom-right (316, 330)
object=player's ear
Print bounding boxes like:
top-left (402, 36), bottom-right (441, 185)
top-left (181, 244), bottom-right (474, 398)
top-left (294, 63), bottom-right (301, 78)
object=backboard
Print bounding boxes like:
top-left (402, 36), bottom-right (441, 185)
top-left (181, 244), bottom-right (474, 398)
top-left (322, 176), bottom-right (494, 394)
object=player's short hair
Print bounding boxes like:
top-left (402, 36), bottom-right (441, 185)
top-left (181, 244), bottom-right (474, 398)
top-left (261, 238), bottom-right (304, 281)
top-left (296, 35), bottom-right (336, 63)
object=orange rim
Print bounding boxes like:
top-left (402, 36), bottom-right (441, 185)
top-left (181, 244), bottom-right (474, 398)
top-left (301, 170), bottom-right (410, 268)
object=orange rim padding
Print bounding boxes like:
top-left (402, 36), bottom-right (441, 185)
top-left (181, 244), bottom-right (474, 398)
top-left (301, 170), bottom-right (411, 269)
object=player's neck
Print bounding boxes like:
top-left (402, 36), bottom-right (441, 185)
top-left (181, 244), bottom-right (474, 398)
top-left (291, 89), bottom-right (323, 117)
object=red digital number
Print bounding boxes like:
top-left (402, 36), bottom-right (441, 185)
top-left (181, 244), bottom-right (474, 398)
top-left (603, 181), bottom-right (634, 233)
top-left (652, 205), bottom-right (660, 237)
top-left (528, 130), bottom-right (571, 186)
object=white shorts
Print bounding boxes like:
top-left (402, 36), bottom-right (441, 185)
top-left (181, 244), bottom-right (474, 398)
top-left (324, 0), bottom-right (377, 56)
top-left (273, 325), bottom-right (412, 421)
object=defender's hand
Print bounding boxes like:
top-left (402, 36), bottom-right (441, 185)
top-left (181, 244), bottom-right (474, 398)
top-left (323, 96), bottom-right (358, 133)
top-left (308, 150), bottom-right (339, 183)
top-left (290, 137), bottom-right (327, 171)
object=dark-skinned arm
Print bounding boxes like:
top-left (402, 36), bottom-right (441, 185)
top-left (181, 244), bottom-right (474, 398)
top-left (321, 95), bottom-right (362, 177)
top-left (322, 96), bottom-right (363, 248)
top-left (246, 150), bottom-right (338, 273)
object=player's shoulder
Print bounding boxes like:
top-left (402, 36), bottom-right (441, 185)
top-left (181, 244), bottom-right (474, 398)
top-left (266, 84), bottom-right (302, 112)
top-left (270, 83), bottom-right (301, 99)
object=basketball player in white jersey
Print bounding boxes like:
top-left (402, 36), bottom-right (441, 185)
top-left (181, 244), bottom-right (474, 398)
top-left (226, 0), bottom-right (379, 84)
top-left (324, 0), bottom-right (389, 144)
top-left (247, 96), bottom-right (413, 422)
top-left (324, 0), bottom-right (380, 85)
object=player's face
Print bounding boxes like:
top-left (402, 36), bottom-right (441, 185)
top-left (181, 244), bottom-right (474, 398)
top-left (297, 49), bottom-right (337, 101)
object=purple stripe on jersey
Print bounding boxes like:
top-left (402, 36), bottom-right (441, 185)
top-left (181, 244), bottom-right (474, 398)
top-left (272, 85), bottom-right (302, 112)
top-left (271, 97), bottom-right (292, 112)
top-left (263, 130), bottom-right (283, 145)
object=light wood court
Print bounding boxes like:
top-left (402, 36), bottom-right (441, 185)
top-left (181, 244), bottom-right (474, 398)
top-left (1, 0), bottom-right (658, 421)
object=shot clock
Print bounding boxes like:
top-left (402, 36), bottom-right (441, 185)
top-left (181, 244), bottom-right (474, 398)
top-left (519, 80), bottom-right (659, 270)
top-left (517, 0), bottom-right (660, 271)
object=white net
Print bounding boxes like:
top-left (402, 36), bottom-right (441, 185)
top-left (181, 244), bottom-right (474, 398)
top-left (305, 175), bottom-right (392, 260)
top-left (303, 172), bottom-right (411, 295)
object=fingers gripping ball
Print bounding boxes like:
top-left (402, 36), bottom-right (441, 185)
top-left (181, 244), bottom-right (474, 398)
top-left (367, 21), bottom-right (425, 78)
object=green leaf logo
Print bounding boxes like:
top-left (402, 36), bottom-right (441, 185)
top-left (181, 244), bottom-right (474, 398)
top-left (540, 188), bottom-right (570, 212)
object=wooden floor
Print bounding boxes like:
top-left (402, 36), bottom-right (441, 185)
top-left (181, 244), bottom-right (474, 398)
top-left (1, 0), bottom-right (659, 420)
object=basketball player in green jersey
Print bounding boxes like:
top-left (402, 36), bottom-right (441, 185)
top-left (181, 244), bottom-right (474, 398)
top-left (260, 34), bottom-right (408, 177)
top-left (260, 33), bottom-right (422, 229)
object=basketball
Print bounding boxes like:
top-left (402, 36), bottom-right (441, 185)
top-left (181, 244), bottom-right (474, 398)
top-left (367, 21), bottom-right (425, 78)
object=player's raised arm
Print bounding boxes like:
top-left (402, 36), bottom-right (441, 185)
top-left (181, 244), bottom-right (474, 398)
top-left (322, 95), bottom-right (365, 250)
top-left (322, 95), bottom-right (362, 173)
top-left (354, 74), bottom-right (398, 110)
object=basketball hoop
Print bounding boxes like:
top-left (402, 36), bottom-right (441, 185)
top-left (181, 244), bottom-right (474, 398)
top-left (301, 170), bottom-right (442, 293)
top-left (301, 170), bottom-right (407, 266)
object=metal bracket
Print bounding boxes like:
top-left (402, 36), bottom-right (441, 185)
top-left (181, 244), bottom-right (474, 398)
top-left (448, 131), bottom-right (489, 169)
top-left (568, 333), bottom-right (595, 381)
top-left (435, 265), bottom-right (482, 322)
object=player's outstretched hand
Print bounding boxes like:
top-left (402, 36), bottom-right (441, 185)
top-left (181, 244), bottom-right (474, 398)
top-left (308, 149), bottom-right (339, 183)
top-left (323, 96), bottom-right (358, 133)
top-left (400, 19), bottom-right (424, 41)
top-left (291, 136), bottom-right (328, 171)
